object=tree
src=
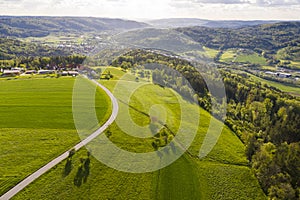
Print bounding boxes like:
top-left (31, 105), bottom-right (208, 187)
top-left (268, 183), bottom-right (296, 200)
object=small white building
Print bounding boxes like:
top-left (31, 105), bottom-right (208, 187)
top-left (2, 70), bottom-right (20, 77)
top-left (24, 70), bottom-right (37, 75)
top-left (68, 71), bottom-right (79, 76)
top-left (278, 73), bottom-right (292, 78)
top-left (38, 70), bottom-right (55, 75)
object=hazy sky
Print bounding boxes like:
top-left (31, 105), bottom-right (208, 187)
top-left (1, 0), bottom-right (300, 20)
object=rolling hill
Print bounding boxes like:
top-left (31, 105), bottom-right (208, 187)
top-left (177, 21), bottom-right (300, 52)
top-left (148, 18), bottom-right (279, 28)
top-left (0, 16), bottom-right (148, 38)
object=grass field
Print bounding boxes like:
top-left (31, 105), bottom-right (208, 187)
top-left (14, 68), bottom-right (266, 199)
top-left (203, 47), bottom-right (219, 59)
top-left (0, 77), bottom-right (111, 195)
top-left (219, 49), bottom-right (267, 65)
top-left (235, 53), bottom-right (267, 65)
top-left (249, 74), bottom-right (300, 95)
top-left (219, 49), bottom-right (236, 63)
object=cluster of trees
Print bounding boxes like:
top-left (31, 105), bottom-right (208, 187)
top-left (151, 128), bottom-right (174, 151)
top-left (0, 38), bottom-right (70, 60)
top-left (112, 50), bottom-right (300, 199)
top-left (0, 55), bottom-right (86, 70)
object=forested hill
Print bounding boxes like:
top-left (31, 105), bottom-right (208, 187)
top-left (0, 16), bottom-right (148, 38)
top-left (0, 38), bottom-right (70, 59)
top-left (177, 22), bottom-right (300, 53)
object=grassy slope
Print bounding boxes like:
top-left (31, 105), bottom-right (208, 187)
top-left (14, 68), bottom-right (265, 200)
top-left (219, 49), bottom-right (267, 65)
top-left (0, 77), bottom-right (111, 195)
top-left (249, 74), bottom-right (300, 95)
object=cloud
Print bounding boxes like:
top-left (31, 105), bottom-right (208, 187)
top-left (193, 0), bottom-right (249, 4)
top-left (1, 0), bottom-right (300, 19)
top-left (255, 0), bottom-right (300, 6)
top-left (171, 0), bottom-right (300, 6)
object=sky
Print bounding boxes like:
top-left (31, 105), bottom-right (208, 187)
top-left (1, 0), bottom-right (300, 20)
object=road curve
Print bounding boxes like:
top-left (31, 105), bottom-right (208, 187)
top-left (0, 79), bottom-right (119, 200)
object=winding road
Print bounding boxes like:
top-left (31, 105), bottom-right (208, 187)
top-left (0, 79), bottom-right (119, 200)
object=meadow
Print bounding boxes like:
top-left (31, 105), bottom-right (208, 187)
top-left (14, 68), bottom-right (266, 199)
top-left (219, 49), bottom-right (267, 65)
top-left (0, 77), bottom-right (111, 195)
top-left (249, 74), bottom-right (300, 95)
top-left (203, 47), bottom-right (219, 59)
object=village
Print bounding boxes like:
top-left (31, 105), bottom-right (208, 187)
top-left (0, 67), bottom-right (79, 77)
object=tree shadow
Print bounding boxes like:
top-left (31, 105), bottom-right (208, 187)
top-left (73, 157), bottom-right (91, 187)
top-left (63, 158), bottom-right (73, 177)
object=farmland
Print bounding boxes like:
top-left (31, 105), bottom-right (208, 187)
top-left (0, 77), bottom-right (111, 195)
top-left (203, 47), bottom-right (219, 59)
top-left (219, 49), bottom-right (267, 65)
top-left (14, 68), bottom-right (266, 199)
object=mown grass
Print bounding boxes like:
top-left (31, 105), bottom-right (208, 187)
top-left (0, 77), bottom-right (111, 195)
top-left (14, 67), bottom-right (266, 200)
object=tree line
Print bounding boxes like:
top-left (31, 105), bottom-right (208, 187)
top-left (0, 55), bottom-right (86, 70)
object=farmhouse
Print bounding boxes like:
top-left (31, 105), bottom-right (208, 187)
top-left (278, 73), bottom-right (292, 78)
top-left (61, 71), bottom-right (69, 76)
top-left (265, 71), bottom-right (277, 76)
top-left (38, 70), bottom-right (55, 75)
top-left (265, 71), bottom-right (292, 78)
top-left (1, 70), bottom-right (20, 77)
top-left (24, 70), bottom-right (37, 75)
top-left (68, 71), bottom-right (79, 76)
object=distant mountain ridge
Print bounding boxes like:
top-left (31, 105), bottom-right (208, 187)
top-left (176, 21), bottom-right (300, 52)
top-left (148, 18), bottom-right (281, 28)
top-left (0, 16), bottom-right (149, 38)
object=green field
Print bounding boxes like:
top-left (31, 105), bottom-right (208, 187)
top-left (219, 49), bottom-right (267, 65)
top-left (219, 49), bottom-right (236, 63)
top-left (14, 68), bottom-right (265, 199)
top-left (249, 74), bottom-right (300, 95)
top-left (203, 47), bottom-right (219, 59)
top-left (0, 77), bottom-right (111, 195)
top-left (235, 53), bottom-right (267, 65)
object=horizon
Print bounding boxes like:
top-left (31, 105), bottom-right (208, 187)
top-left (1, 15), bottom-right (300, 23)
top-left (1, 0), bottom-right (300, 21)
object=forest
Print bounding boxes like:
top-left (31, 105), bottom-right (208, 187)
top-left (177, 22), bottom-right (300, 52)
top-left (0, 38), bottom-right (71, 60)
